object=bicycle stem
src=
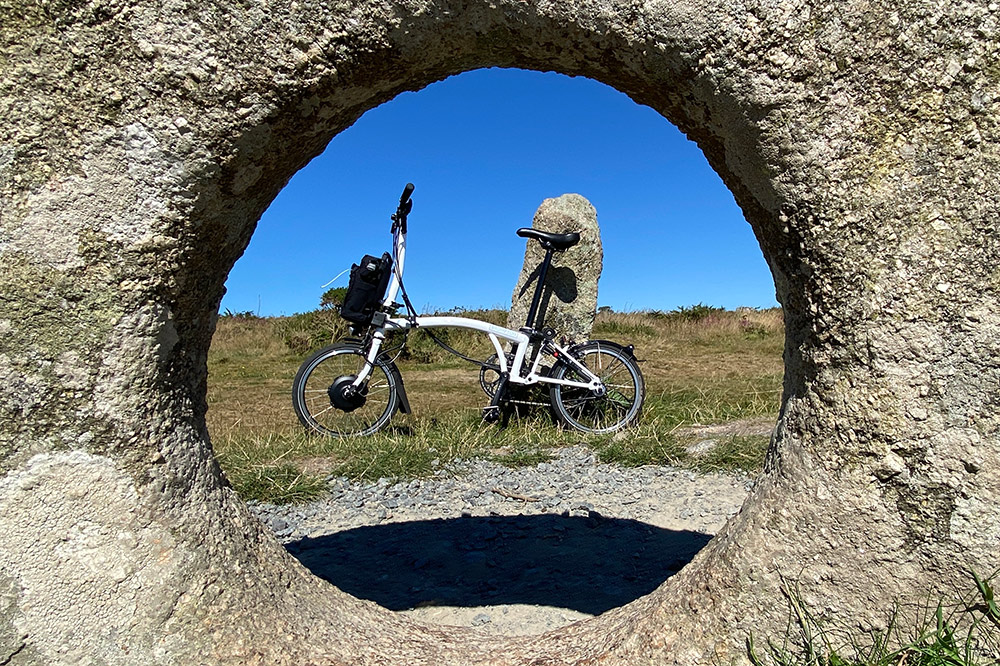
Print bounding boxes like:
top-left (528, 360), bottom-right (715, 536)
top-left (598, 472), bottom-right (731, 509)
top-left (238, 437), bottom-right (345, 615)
top-left (385, 225), bottom-right (406, 308)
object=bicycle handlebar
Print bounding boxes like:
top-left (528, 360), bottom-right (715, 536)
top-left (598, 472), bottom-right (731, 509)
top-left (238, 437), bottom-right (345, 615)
top-left (392, 183), bottom-right (414, 235)
top-left (400, 183), bottom-right (414, 205)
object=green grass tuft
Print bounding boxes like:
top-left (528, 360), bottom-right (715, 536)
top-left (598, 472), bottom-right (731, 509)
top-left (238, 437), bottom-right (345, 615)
top-left (690, 434), bottom-right (771, 474)
top-left (747, 573), bottom-right (1000, 666)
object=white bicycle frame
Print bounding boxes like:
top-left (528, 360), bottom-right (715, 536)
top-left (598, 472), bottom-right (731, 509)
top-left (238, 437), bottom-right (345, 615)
top-left (348, 218), bottom-right (604, 394)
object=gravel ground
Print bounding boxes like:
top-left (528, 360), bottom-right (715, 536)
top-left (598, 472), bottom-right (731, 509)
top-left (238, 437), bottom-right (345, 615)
top-left (249, 446), bottom-right (754, 636)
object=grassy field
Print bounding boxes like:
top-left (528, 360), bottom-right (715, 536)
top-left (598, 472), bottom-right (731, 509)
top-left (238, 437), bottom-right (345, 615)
top-left (207, 306), bottom-right (785, 503)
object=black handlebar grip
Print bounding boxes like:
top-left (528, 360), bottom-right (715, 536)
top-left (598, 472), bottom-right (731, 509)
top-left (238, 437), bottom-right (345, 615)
top-left (400, 183), bottom-right (415, 204)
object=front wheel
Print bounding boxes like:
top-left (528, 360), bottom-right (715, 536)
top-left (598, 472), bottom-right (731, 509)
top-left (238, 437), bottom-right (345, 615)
top-left (292, 342), bottom-right (401, 437)
top-left (549, 341), bottom-right (645, 434)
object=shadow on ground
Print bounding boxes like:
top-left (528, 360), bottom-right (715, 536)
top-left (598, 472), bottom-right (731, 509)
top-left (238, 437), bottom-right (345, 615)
top-left (287, 513), bottom-right (711, 614)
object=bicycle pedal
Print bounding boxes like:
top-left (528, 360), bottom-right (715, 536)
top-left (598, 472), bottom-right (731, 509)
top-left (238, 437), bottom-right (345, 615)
top-left (482, 406), bottom-right (501, 424)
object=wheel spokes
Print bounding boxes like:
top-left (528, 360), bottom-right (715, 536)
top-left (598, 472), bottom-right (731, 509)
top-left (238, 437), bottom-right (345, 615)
top-left (554, 347), bottom-right (641, 432)
top-left (298, 349), bottom-right (396, 436)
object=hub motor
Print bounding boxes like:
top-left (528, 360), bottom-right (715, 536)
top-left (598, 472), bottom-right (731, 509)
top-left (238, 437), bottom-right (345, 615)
top-left (328, 375), bottom-right (367, 412)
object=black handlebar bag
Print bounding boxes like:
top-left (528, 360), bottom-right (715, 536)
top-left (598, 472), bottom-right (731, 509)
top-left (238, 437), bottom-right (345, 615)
top-left (340, 252), bottom-right (393, 325)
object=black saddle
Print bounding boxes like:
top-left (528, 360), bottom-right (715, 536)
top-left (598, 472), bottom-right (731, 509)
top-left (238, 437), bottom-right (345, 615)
top-left (516, 228), bottom-right (581, 251)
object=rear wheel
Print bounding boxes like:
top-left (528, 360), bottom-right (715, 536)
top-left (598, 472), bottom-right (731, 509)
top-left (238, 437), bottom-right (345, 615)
top-left (549, 341), bottom-right (644, 433)
top-left (292, 342), bottom-right (400, 437)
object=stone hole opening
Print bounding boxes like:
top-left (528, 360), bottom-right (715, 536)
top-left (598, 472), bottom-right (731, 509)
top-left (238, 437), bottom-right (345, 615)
top-left (207, 67), bottom-right (784, 633)
top-left (9, 0), bottom-right (992, 661)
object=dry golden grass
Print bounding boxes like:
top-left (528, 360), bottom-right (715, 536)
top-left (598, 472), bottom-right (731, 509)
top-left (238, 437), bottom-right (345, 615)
top-left (207, 308), bottom-right (785, 501)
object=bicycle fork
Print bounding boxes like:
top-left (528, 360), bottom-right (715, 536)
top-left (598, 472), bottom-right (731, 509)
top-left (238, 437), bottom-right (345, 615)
top-left (345, 330), bottom-right (413, 415)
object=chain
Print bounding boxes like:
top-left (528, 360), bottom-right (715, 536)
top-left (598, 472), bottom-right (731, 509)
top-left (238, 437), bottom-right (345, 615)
top-left (506, 398), bottom-right (551, 407)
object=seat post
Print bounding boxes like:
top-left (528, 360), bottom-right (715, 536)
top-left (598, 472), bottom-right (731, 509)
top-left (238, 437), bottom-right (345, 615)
top-left (523, 245), bottom-right (555, 331)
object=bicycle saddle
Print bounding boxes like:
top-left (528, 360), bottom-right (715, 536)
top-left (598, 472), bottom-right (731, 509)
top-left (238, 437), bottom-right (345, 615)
top-left (516, 228), bottom-right (581, 250)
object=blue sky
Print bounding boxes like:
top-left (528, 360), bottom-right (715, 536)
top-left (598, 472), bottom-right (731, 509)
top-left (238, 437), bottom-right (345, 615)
top-left (220, 68), bottom-right (778, 317)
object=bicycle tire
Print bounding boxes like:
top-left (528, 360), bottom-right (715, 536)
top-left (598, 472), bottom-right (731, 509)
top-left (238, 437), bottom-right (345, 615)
top-left (549, 340), bottom-right (645, 433)
top-left (292, 342), bottom-right (400, 437)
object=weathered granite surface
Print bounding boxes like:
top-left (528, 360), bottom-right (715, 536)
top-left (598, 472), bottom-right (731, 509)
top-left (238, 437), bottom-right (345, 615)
top-left (508, 194), bottom-right (602, 341)
top-left (1, 0), bottom-right (998, 664)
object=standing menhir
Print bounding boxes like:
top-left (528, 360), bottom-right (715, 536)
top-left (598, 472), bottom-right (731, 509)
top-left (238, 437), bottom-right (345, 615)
top-left (507, 194), bottom-right (602, 343)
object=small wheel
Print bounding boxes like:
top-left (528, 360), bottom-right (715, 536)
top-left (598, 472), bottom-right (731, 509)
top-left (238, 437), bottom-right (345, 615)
top-left (292, 342), bottom-right (400, 437)
top-left (549, 341), bottom-right (645, 433)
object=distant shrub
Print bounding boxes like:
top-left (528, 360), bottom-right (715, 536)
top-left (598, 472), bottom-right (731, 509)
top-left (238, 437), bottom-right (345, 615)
top-left (435, 306), bottom-right (507, 322)
top-left (402, 328), bottom-right (454, 364)
top-left (320, 286), bottom-right (348, 309)
top-left (740, 315), bottom-right (771, 340)
top-left (640, 304), bottom-right (727, 322)
top-left (668, 303), bottom-right (726, 322)
top-left (398, 308), bottom-right (506, 364)
top-left (592, 318), bottom-right (657, 339)
top-left (274, 309), bottom-right (349, 355)
top-left (220, 309), bottom-right (262, 321)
